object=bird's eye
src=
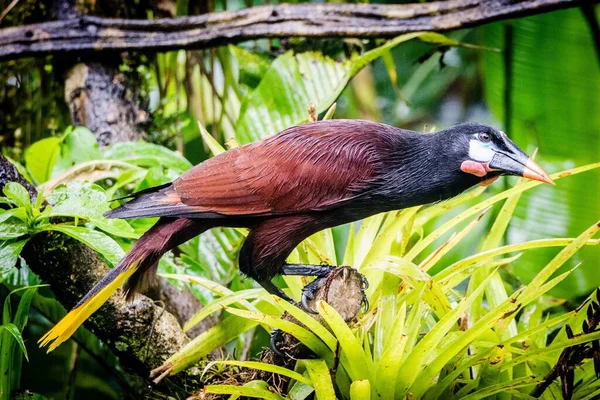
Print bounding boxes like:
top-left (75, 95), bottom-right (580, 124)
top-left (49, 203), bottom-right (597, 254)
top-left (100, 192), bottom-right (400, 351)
top-left (478, 132), bottom-right (491, 143)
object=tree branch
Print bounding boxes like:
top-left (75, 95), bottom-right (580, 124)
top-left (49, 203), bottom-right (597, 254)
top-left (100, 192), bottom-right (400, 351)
top-left (0, 0), bottom-right (588, 61)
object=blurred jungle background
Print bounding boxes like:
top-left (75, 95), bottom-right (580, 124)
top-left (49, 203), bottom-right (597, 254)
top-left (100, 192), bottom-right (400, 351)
top-left (1, 0), bottom-right (599, 399)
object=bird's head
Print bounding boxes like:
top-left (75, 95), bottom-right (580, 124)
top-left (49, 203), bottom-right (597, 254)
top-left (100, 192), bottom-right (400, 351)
top-left (444, 122), bottom-right (554, 186)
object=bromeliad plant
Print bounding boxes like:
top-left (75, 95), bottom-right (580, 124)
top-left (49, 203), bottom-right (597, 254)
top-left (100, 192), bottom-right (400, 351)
top-left (150, 131), bottom-right (600, 399)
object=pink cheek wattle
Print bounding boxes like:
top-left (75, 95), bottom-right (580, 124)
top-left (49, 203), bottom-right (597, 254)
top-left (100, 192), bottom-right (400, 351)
top-left (460, 160), bottom-right (489, 177)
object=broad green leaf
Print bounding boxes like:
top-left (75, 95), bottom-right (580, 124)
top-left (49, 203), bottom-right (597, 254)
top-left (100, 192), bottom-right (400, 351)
top-left (236, 33), bottom-right (426, 144)
top-left (64, 126), bottom-right (101, 163)
top-left (44, 225), bottom-right (124, 267)
top-left (2, 183), bottom-right (31, 208)
top-left (232, 45), bottom-right (272, 89)
top-left (105, 141), bottom-right (192, 173)
top-left (236, 51), bottom-right (349, 143)
top-left (0, 240), bottom-right (28, 275)
top-left (0, 220), bottom-right (28, 240)
top-left (24, 137), bottom-right (61, 183)
top-left (0, 209), bottom-right (20, 225)
top-left (48, 181), bottom-right (137, 239)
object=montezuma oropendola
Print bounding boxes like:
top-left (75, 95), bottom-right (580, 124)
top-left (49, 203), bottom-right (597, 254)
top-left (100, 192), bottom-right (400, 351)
top-left (40, 120), bottom-right (554, 351)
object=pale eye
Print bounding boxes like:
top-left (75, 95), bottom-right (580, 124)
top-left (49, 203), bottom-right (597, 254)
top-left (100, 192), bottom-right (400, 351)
top-left (478, 132), bottom-right (491, 143)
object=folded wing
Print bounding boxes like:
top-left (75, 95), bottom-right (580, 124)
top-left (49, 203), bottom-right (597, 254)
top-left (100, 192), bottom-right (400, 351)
top-left (107, 120), bottom-right (393, 219)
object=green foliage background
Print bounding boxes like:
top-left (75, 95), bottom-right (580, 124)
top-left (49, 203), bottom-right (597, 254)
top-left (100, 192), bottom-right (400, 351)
top-left (1, 1), bottom-right (599, 399)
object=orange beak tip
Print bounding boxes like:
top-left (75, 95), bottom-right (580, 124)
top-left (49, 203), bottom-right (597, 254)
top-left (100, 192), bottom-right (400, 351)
top-left (524, 158), bottom-right (555, 186)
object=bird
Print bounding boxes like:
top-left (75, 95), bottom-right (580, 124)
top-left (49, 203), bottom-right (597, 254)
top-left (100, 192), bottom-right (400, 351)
top-left (39, 120), bottom-right (554, 351)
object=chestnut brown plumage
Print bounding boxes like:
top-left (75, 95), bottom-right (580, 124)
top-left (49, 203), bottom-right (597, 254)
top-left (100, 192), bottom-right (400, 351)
top-left (39, 120), bottom-right (553, 351)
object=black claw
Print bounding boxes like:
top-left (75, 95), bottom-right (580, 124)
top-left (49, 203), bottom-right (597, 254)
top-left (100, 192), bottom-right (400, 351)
top-left (269, 329), bottom-right (285, 357)
top-left (301, 289), bottom-right (319, 314)
top-left (362, 294), bottom-right (369, 313)
top-left (360, 274), bottom-right (369, 290)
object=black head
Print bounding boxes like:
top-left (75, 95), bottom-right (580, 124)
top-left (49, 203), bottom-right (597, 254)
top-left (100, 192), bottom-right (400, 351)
top-left (440, 122), bottom-right (554, 185)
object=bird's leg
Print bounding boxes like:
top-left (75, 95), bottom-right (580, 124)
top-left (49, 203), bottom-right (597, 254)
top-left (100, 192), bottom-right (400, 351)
top-left (255, 278), bottom-right (294, 357)
top-left (281, 263), bottom-right (336, 277)
top-left (256, 278), bottom-right (294, 303)
top-left (282, 263), bottom-right (369, 314)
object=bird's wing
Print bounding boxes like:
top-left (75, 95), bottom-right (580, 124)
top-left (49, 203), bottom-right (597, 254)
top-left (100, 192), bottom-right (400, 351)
top-left (107, 120), bottom-right (394, 219)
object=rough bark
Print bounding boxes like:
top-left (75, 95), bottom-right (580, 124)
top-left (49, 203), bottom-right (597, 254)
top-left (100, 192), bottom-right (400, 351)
top-left (0, 154), bottom-right (204, 393)
top-left (0, 0), bottom-right (589, 61)
top-left (64, 62), bottom-right (148, 146)
top-left (146, 278), bottom-right (213, 340)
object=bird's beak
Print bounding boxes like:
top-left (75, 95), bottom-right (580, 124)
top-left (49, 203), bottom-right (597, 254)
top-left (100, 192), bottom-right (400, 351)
top-left (488, 140), bottom-right (555, 185)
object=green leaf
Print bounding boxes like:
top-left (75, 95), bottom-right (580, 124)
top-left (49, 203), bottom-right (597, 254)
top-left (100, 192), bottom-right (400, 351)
top-left (2, 183), bottom-right (31, 208)
top-left (483, 9), bottom-right (600, 298)
top-left (350, 379), bottom-right (371, 400)
top-left (65, 126), bottom-right (102, 163)
top-left (318, 301), bottom-right (373, 383)
top-left (48, 181), bottom-right (137, 239)
top-left (0, 220), bottom-right (29, 240)
top-left (183, 288), bottom-right (263, 332)
top-left (0, 323), bottom-right (28, 361)
top-left (205, 360), bottom-right (311, 385)
top-left (300, 360), bottom-right (337, 400)
top-left (232, 45), bottom-right (273, 89)
top-left (44, 225), bottom-right (124, 267)
top-left (0, 240), bottom-right (28, 275)
top-left (24, 137), bottom-right (61, 183)
top-left (236, 33), bottom-right (425, 144)
top-left (0, 209), bottom-right (21, 224)
top-left (225, 307), bottom-right (332, 362)
top-left (235, 51), bottom-right (349, 143)
top-left (105, 141), bottom-right (192, 173)
top-left (203, 384), bottom-right (284, 400)
top-left (167, 314), bottom-right (258, 374)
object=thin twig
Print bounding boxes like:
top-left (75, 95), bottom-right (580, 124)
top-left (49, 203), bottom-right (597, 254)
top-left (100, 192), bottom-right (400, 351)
top-left (0, 0), bottom-right (19, 23)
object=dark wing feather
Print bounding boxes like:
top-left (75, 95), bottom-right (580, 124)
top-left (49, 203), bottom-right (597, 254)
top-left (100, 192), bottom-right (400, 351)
top-left (107, 120), bottom-right (395, 219)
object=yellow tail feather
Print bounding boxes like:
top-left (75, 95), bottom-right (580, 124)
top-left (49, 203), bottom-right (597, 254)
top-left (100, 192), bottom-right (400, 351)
top-left (39, 263), bottom-right (139, 352)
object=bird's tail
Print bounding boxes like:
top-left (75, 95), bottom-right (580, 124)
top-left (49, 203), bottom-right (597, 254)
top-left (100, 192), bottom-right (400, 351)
top-left (39, 218), bottom-right (204, 352)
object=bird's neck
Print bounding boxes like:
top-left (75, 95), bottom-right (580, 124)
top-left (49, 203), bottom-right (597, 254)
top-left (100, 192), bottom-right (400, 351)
top-left (376, 130), bottom-right (479, 208)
